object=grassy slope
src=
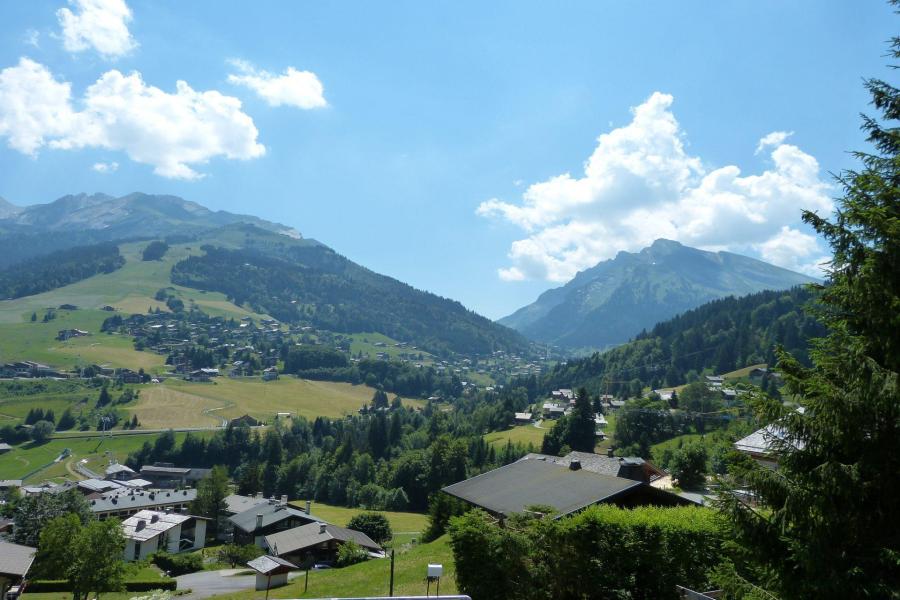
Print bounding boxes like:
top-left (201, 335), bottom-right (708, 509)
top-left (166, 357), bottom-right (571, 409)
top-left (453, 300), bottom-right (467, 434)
top-left (0, 241), bottom-right (270, 370)
top-left (288, 500), bottom-right (428, 534)
top-left (207, 534), bottom-right (456, 600)
top-left (129, 378), bottom-right (423, 428)
top-left (0, 431), bottom-right (212, 482)
top-left (483, 423), bottom-right (548, 449)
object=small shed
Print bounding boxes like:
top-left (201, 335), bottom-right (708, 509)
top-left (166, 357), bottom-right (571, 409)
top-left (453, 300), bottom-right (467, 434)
top-left (247, 555), bottom-right (297, 592)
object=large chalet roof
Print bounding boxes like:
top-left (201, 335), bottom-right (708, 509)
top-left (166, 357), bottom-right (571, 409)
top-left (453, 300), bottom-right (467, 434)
top-left (265, 522), bottom-right (382, 557)
top-left (443, 458), bottom-right (644, 518)
top-left (520, 452), bottom-right (665, 482)
top-left (229, 502), bottom-right (321, 533)
top-left (0, 540), bottom-right (35, 578)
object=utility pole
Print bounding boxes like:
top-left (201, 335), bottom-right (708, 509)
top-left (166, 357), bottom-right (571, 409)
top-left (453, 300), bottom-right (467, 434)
top-left (389, 548), bottom-right (395, 596)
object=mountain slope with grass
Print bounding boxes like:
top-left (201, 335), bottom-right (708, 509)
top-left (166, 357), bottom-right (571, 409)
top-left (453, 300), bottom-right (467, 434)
top-left (0, 194), bottom-right (531, 360)
top-left (500, 239), bottom-right (817, 349)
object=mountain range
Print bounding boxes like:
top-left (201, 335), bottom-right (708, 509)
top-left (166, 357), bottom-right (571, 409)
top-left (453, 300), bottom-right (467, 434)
top-left (0, 193), bottom-right (530, 357)
top-left (0, 192), bottom-right (298, 268)
top-left (499, 239), bottom-right (817, 349)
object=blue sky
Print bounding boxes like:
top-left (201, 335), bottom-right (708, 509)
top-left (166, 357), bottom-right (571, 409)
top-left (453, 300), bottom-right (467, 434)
top-left (0, 1), bottom-right (894, 318)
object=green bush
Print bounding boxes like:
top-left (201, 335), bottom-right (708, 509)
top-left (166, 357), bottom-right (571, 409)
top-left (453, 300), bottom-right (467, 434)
top-left (449, 505), bottom-right (724, 600)
top-left (346, 512), bottom-right (392, 546)
top-left (217, 543), bottom-right (261, 567)
top-left (336, 541), bottom-right (368, 568)
top-left (151, 551), bottom-right (204, 575)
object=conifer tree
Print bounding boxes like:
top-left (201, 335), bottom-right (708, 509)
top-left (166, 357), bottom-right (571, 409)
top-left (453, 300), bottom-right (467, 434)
top-left (718, 14), bottom-right (900, 597)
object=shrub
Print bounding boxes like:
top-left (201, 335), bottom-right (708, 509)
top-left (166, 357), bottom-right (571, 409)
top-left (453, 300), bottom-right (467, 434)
top-left (347, 512), bottom-right (392, 546)
top-left (151, 552), bottom-right (204, 576)
top-left (217, 543), bottom-right (261, 567)
top-left (336, 541), bottom-right (368, 568)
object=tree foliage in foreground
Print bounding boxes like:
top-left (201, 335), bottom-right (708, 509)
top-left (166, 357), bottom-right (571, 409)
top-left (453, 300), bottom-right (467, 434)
top-left (717, 17), bottom-right (900, 598)
top-left (449, 505), bottom-right (722, 600)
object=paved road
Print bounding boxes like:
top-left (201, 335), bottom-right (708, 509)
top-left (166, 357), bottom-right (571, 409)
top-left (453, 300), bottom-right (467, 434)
top-left (176, 569), bottom-right (257, 599)
top-left (176, 568), bottom-right (305, 599)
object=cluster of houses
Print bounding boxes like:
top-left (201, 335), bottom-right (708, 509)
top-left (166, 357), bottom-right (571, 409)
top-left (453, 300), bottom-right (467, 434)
top-left (0, 457), bottom-right (386, 597)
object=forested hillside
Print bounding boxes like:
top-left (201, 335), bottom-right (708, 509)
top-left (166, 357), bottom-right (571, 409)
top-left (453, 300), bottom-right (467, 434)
top-left (527, 286), bottom-right (823, 396)
top-left (171, 244), bottom-right (530, 357)
top-left (0, 242), bottom-right (125, 300)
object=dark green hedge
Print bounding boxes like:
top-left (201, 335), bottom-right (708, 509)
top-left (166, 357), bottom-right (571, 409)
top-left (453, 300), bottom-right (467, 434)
top-left (449, 504), bottom-right (724, 600)
top-left (27, 579), bottom-right (177, 592)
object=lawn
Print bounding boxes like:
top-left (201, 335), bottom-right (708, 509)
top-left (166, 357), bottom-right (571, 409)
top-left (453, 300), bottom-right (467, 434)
top-left (206, 534), bottom-right (457, 600)
top-left (128, 377), bottom-right (422, 428)
top-left (650, 433), bottom-right (705, 462)
top-left (347, 332), bottom-right (434, 363)
top-left (484, 423), bottom-right (548, 450)
top-left (287, 500), bottom-right (429, 534)
top-left (0, 431), bottom-right (209, 482)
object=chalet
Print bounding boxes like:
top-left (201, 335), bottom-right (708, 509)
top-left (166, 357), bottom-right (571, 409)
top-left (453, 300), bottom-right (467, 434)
top-left (139, 463), bottom-right (211, 488)
top-left (442, 455), bottom-right (690, 519)
top-left (734, 407), bottom-right (806, 470)
top-left (264, 522), bottom-right (383, 565)
top-left (542, 403), bottom-right (566, 419)
top-left (116, 369), bottom-right (143, 384)
top-left (514, 412), bottom-right (533, 425)
top-left (0, 540), bottom-right (35, 600)
top-left (105, 463), bottom-right (136, 481)
top-left (56, 329), bottom-right (89, 341)
top-left (0, 443), bottom-right (11, 455)
top-left (229, 499), bottom-right (324, 547)
top-left (122, 510), bottom-right (207, 561)
top-left (89, 488), bottom-right (197, 520)
top-left (262, 367), bottom-right (279, 381)
top-left (229, 414), bottom-right (261, 428)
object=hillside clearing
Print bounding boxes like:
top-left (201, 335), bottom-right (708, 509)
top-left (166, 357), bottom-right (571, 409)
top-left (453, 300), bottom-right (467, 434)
top-left (128, 377), bottom-right (419, 428)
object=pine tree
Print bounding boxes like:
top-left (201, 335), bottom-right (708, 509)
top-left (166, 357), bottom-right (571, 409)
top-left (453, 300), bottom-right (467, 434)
top-left (718, 17), bottom-right (900, 598)
top-left (566, 388), bottom-right (596, 452)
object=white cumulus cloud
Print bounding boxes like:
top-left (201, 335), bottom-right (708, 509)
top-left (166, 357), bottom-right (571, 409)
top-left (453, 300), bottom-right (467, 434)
top-left (57, 0), bottom-right (137, 59)
top-left (477, 92), bottom-right (832, 281)
top-left (227, 59), bottom-right (327, 109)
top-left (92, 160), bottom-right (118, 172)
top-left (755, 130), bottom-right (793, 155)
top-left (0, 58), bottom-right (265, 180)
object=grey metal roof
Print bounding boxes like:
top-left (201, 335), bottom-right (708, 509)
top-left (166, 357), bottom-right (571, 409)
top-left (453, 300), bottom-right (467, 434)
top-left (0, 540), bottom-right (35, 578)
top-left (89, 488), bottom-right (197, 513)
top-left (141, 465), bottom-right (191, 475)
top-left (105, 463), bottom-right (135, 475)
top-left (247, 555), bottom-right (297, 575)
top-left (229, 502), bottom-right (320, 533)
top-left (442, 458), bottom-right (642, 517)
top-left (519, 452), bottom-right (661, 481)
top-left (224, 493), bottom-right (270, 515)
top-left (264, 522), bottom-right (382, 556)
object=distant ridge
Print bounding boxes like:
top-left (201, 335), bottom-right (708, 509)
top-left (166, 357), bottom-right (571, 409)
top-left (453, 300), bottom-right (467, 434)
top-left (500, 239), bottom-right (817, 349)
top-left (0, 192), bottom-right (300, 267)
